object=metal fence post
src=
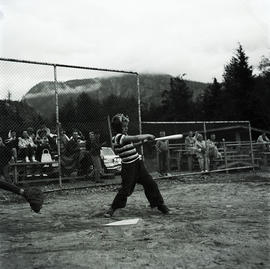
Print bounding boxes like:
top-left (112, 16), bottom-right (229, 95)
top-left (222, 138), bottom-right (228, 174)
top-left (54, 65), bottom-right (62, 188)
top-left (137, 74), bottom-right (143, 157)
top-left (248, 121), bottom-right (255, 172)
top-left (107, 115), bottom-right (112, 148)
top-left (203, 122), bottom-right (208, 171)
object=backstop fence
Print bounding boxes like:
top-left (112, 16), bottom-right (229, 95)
top-left (0, 58), bottom-right (140, 187)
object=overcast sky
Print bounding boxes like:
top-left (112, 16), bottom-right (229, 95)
top-left (0, 0), bottom-right (270, 100)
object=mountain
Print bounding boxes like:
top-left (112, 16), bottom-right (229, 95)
top-left (22, 74), bottom-right (209, 119)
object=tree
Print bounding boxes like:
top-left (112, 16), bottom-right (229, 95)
top-left (76, 92), bottom-right (101, 122)
top-left (161, 75), bottom-right (194, 121)
top-left (252, 55), bottom-right (270, 128)
top-left (258, 55), bottom-right (270, 77)
top-left (198, 78), bottom-right (223, 120)
top-left (222, 44), bottom-right (255, 120)
top-left (6, 90), bottom-right (12, 102)
top-left (59, 98), bottom-right (77, 123)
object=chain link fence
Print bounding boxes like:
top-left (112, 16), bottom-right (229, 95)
top-left (0, 58), bottom-right (140, 186)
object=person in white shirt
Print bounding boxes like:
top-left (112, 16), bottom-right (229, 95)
top-left (257, 133), bottom-right (270, 151)
top-left (194, 133), bottom-right (209, 172)
top-left (18, 131), bottom-right (37, 162)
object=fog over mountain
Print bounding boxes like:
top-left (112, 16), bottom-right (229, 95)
top-left (22, 74), bottom-right (208, 119)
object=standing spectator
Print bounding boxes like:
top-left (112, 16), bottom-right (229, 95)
top-left (194, 133), bottom-right (209, 172)
top-left (18, 131), bottom-right (37, 162)
top-left (207, 134), bottom-right (222, 170)
top-left (155, 131), bottom-right (169, 176)
top-left (257, 133), bottom-right (270, 152)
top-left (5, 130), bottom-right (19, 160)
top-left (35, 129), bottom-right (52, 162)
top-left (185, 131), bottom-right (196, 171)
top-left (85, 131), bottom-right (104, 183)
top-left (0, 137), bottom-right (12, 182)
top-left (61, 130), bottom-right (83, 176)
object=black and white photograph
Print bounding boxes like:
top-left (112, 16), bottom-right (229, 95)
top-left (0, 0), bottom-right (269, 268)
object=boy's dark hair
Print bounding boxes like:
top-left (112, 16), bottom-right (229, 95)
top-left (111, 114), bottom-right (129, 133)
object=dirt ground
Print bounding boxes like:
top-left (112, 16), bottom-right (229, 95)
top-left (0, 172), bottom-right (269, 269)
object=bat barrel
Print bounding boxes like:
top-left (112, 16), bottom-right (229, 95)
top-left (155, 134), bottom-right (183, 141)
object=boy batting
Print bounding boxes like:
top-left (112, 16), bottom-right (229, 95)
top-left (104, 113), bottom-right (170, 217)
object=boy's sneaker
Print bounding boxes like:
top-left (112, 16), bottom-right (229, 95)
top-left (157, 204), bottom-right (170, 214)
top-left (104, 207), bottom-right (115, 218)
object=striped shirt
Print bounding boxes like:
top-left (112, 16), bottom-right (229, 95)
top-left (112, 134), bottom-right (139, 164)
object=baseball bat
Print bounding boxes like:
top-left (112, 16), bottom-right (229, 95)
top-left (155, 134), bottom-right (183, 141)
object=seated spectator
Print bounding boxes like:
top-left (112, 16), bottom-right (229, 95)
top-left (59, 128), bottom-right (70, 153)
top-left (155, 131), bottom-right (169, 176)
top-left (257, 133), bottom-right (270, 151)
top-left (0, 137), bottom-right (13, 182)
top-left (18, 131), bottom-right (37, 162)
top-left (185, 131), bottom-right (196, 172)
top-left (207, 134), bottom-right (222, 170)
top-left (27, 127), bottom-right (36, 141)
top-left (35, 129), bottom-right (52, 162)
top-left (61, 130), bottom-right (86, 176)
top-left (5, 130), bottom-right (19, 160)
top-left (36, 124), bottom-right (51, 138)
top-left (194, 133), bottom-right (209, 172)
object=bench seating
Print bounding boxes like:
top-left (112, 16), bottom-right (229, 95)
top-left (9, 161), bottom-right (59, 183)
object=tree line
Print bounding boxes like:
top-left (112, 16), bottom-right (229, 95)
top-left (143, 44), bottom-right (270, 129)
top-left (58, 44), bottom-right (270, 133)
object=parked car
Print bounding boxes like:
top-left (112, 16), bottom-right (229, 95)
top-left (100, 147), bottom-right (121, 174)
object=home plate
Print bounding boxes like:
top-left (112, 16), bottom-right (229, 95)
top-left (104, 218), bottom-right (141, 226)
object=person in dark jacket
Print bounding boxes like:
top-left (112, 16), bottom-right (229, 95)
top-left (0, 137), bottom-right (12, 182)
top-left (5, 130), bottom-right (19, 160)
top-left (85, 131), bottom-right (104, 183)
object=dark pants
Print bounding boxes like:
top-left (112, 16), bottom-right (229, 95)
top-left (0, 165), bottom-right (11, 183)
top-left (111, 159), bottom-right (164, 210)
top-left (158, 151), bottom-right (168, 174)
top-left (19, 146), bottom-right (35, 159)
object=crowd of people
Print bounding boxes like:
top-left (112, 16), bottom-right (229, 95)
top-left (3, 125), bottom-right (57, 163)
top-left (0, 125), bottom-right (106, 183)
top-left (184, 131), bottom-right (222, 173)
top-left (156, 130), bottom-right (270, 174)
top-left (0, 125), bottom-right (57, 182)
top-left (60, 129), bottom-right (105, 183)
top-left (1, 123), bottom-right (270, 183)
top-left (155, 130), bottom-right (222, 175)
